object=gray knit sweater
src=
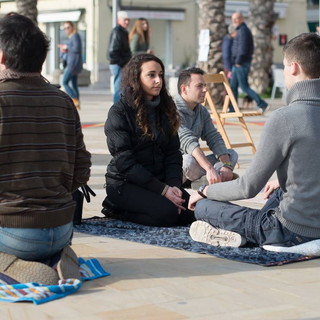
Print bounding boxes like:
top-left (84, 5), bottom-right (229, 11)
top-left (206, 78), bottom-right (320, 238)
top-left (175, 95), bottom-right (229, 157)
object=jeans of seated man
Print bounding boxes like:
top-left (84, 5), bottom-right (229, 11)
top-left (0, 222), bottom-right (73, 261)
top-left (194, 188), bottom-right (317, 247)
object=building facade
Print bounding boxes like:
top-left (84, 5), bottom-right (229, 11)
top-left (0, 0), bottom-right (310, 88)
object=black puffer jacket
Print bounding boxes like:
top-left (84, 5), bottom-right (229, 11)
top-left (107, 25), bottom-right (131, 67)
top-left (105, 98), bottom-right (182, 194)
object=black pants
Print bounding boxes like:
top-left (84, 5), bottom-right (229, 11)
top-left (105, 183), bottom-right (195, 227)
top-left (195, 189), bottom-right (316, 247)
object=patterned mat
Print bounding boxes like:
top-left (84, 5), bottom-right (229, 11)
top-left (0, 257), bottom-right (110, 304)
top-left (74, 218), bottom-right (319, 267)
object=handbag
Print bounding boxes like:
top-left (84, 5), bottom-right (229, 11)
top-left (72, 185), bottom-right (96, 225)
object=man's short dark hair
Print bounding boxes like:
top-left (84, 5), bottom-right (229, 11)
top-left (177, 67), bottom-right (205, 94)
top-left (0, 14), bottom-right (50, 72)
top-left (283, 32), bottom-right (320, 78)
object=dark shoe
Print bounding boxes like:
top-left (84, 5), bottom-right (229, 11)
top-left (189, 221), bottom-right (246, 247)
top-left (101, 197), bottom-right (125, 220)
top-left (0, 252), bottom-right (59, 285)
top-left (258, 105), bottom-right (270, 114)
top-left (182, 179), bottom-right (192, 188)
top-left (232, 172), bottom-right (240, 180)
top-left (56, 246), bottom-right (81, 280)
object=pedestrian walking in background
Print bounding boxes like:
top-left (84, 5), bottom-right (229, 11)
top-left (58, 21), bottom-right (83, 110)
top-left (129, 18), bottom-right (153, 55)
top-left (229, 12), bottom-right (268, 113)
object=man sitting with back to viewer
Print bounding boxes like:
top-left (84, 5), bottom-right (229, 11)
top-left (0, 14), bottom-right (91, 284)
top-left (175, 67), bottom-right (238, 187)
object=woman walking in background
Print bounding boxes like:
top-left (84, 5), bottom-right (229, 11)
top-left (129, 18), bottom-right (153, 55)
top-left (58, 21), bottom-right (83, 110)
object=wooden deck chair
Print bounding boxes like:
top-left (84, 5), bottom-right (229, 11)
top-left (203, 71), bottom-right (261, 154)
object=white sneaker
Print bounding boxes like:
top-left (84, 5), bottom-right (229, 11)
top-left (189, 221), bottom-right (246, 247)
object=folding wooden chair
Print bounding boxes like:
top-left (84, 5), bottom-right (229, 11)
top-left (203, 71), bottom-right (261, 154)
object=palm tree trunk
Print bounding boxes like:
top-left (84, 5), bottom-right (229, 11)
top-left (16, 0), bottom-right (38, 25)
top-left (248, 0), bottom-right (277, 93)
top-left (197, 0), bottom-right (226, 106)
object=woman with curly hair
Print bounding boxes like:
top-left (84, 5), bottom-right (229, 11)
top-left (129, 18), bottom-right (153, 55)
top-left (103, 54), bottom-right (195, 227)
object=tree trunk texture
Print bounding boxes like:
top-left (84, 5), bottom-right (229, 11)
top-left (248, 0), bottom-right (277, 93)
top-left (197, 0), bottom-right (226, 106)
top-left (16, 0), bottom-right (38, 25)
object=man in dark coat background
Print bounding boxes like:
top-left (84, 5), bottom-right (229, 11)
top-left (107, 11), bottom-right (131, 103)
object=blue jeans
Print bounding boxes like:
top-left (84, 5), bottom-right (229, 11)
top-left (194, 189), bottom-right (316, 247)
top-left (0, 222), bottom-right (73, 261)
top-left (230, 62), bottom-right (267, 111)
top-left (109, 64), bottom-right (122, 103)
top-left (62, 68), bottom-right (79, 99)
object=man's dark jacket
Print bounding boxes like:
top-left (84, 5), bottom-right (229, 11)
top-left (222, 34), bottom-right (233, 71)
top-left (107, 25), bottom-right (131, 67)
top-left (231, 22), bottom-right (254, 65)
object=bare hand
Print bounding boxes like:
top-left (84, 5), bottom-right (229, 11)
top-left (188, 192), bottom-right (203, 210)
top-left (219, 167), bottom-right (233, 182)
top-left (164, 186), bottom-right (185, 213)
top-left (263, 179), bottom-right (280, 199)
top-left (58, 44), bottom-right (68, 52)
top-left (206, 168), bottom-right (221, 184)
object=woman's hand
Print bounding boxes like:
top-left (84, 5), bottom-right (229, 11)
top-left (164, 186), bottom-right (185, 214)
top-left (263, 179), bottom-right (280, 199)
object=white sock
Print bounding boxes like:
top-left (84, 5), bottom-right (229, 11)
top-left (263, 239), bottom-right (320, 256)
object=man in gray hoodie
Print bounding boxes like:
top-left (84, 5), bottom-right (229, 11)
top-left (175, 67), bottom-right (238, 187)
top-left (188, 33), bottom-right (320, 253)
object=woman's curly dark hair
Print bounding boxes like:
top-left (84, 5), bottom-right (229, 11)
top-left (121, 53), bottom-right (180, 137)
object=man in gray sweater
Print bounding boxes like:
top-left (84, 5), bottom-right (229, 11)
top-left (175, 68), bottom-right (238, 187)
top-left (188, 33), bottom-right (320, 253)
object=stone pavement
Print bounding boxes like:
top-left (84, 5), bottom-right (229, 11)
top-left (2, 87), bottom-right (319, 319)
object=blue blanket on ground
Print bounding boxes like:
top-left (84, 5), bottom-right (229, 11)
top-left (74, 218), bottom-right (319, 267)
